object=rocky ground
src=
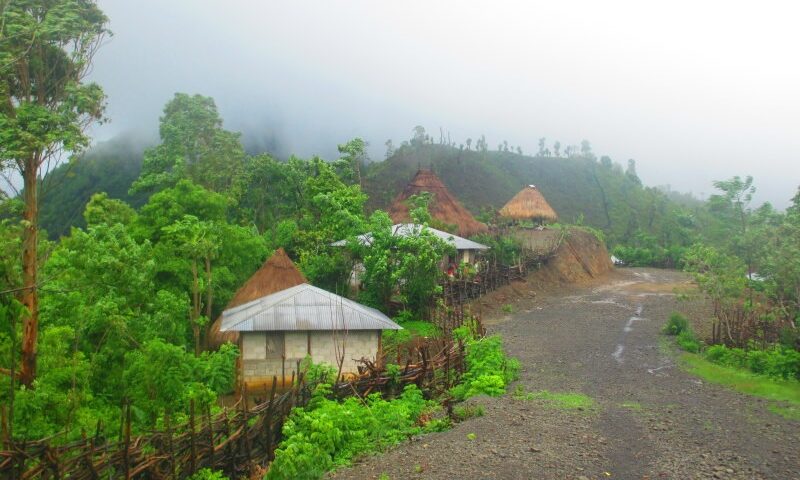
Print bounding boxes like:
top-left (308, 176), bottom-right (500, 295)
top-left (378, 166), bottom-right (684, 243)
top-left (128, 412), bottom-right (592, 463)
top-left (331, 268), bottom-right (800, 480)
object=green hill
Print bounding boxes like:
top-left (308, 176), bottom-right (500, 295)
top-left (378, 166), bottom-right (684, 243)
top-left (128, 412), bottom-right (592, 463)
top-left (38, 137), bottom-right (698, 247)
top-left (364, 144), bottom-right (697, 246)
top-left (39, 136), bottom-right (148, 238)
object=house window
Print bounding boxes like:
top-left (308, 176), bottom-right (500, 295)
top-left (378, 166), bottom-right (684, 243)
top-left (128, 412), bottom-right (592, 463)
top-left (265, 332), bottom-right (285, 359)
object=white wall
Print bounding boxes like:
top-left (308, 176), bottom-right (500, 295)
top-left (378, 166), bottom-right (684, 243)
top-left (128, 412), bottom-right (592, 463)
top-left (240, 330), bottom-right (380, 387)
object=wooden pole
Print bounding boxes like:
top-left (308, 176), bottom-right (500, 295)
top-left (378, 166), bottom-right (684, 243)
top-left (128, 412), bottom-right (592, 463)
top-left (206, 404), bottom-right (215, 469)
top-left (189, 400), bottom-right (197, 475)
top-left (265, 376), bottom-right (277, 461)
top-left (123, 400), bottom-right (131, 480)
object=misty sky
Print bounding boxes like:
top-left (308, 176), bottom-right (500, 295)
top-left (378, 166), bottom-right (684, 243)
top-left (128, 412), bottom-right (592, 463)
top-left (90, 0), bottom-right (799, 207)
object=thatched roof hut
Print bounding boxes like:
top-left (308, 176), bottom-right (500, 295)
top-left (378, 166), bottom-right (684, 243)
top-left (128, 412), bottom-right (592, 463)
top-left (207, 248), bottom-right (306, 349)
top-left (499, 185), bottom-right (558, 222)
top-left (387, 169), bottom-right (488, 237)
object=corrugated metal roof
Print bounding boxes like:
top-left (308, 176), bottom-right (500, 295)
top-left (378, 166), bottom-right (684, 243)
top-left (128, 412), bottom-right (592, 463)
top-left (220, 283), bottom-right (402, 332)
top-left (331, 223), bottom-right (489, 251)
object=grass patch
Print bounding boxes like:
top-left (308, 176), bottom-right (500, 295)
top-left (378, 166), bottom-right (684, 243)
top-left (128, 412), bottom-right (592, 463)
top-left (681, 353), bottom-right (800, 419)
top-left (513, 386), bottom-right (596, 410)
top-left (768, 404), bottom-right (800, 421)
top-left (452, 404), bottom-right (484, 422)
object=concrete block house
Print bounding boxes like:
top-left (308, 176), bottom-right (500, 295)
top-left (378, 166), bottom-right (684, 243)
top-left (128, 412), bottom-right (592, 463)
top-left (208, 249), bottom-right (400, 390)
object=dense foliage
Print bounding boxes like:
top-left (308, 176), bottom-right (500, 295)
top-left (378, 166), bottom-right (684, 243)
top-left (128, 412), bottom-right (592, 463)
top-left (450, 326), bottom-right (520, 401)
top-left (266, 382), bottom-right (441, 480)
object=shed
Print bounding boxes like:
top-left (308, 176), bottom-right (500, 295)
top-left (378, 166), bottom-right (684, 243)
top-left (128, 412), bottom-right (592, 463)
top-left (387, 169), bottom-right (488, 237)
top-left (220, 283), bottom-right (401, 389)
top-left (499, 185), bottom-right (558, 224)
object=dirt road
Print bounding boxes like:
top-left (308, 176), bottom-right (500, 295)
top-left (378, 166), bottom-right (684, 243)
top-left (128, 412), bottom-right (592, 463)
top-left (333, 268), bottom-right (800, 480)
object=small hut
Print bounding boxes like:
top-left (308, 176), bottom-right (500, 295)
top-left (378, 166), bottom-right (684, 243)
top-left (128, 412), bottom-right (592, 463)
top-left (214, 249), bottom-right (401, 389)
top-left (207, 248), bottom-right (306, 349)
top-left (388, 169), bottom-right (488, 237)
top-left (220, 283), bottom-right (401, 389)
top-left (499, 185), bottom-right (558, 224)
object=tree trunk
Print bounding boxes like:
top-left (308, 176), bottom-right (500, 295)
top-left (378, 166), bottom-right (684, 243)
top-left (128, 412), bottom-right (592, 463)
top-left (20, 156), bottom-right (39, 388)
top-left (191, 259), bottom-right (200, 357)
top-left (203, 256), bottom-right (213, 351)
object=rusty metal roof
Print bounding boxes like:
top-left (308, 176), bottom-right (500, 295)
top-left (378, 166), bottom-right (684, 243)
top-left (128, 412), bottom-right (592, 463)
top-left (220, 283), bottom-right (402, 332)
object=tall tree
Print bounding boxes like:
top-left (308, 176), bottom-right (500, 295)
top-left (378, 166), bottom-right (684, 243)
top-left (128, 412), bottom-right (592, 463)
top-left (336, 137), bottom-right (368, 186)
top-left (132, 93), bottom-right (245, 194)
top-left (0, 0), bottom-right (109, 386)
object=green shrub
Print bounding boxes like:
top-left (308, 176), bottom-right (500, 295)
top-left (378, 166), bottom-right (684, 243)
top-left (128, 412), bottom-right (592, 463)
top-left (663, 312), bottom-right (690, 336)
top-left (501, 304), bottom-right (514, 314)
top-left (676, 330), bottom-right (701, 353)
top-left (265, 384), bottom-right (440, 479)
top-left (449, 335), bottom-right (520, 401)
top-left (188, 469), bottom-right (228, 480)
top-left (705, 344), bottom-right (800, 380)
top-left (452, 404), bottom-right (484, 421)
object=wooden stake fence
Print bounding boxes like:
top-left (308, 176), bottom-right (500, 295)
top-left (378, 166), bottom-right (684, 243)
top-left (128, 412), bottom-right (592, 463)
top-left (0, 337), bottom-right (468, 479)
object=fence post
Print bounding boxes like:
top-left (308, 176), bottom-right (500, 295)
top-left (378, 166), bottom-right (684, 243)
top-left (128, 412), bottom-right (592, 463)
top-left (166, 411), bottom-right (176, 477)
top-left (265, 376), bottom-right (278, 461)
top-left (240, 384), bottom-right (253, 473)
top-left (189, 400), bottom-right (197, 476)
top-left (123, 400), bottom-right (131, 480)
top-left (206, 404), bottom-right (215, 469)
top-left (445, 349), bottom-right (451, 389)
top-left (223, 408), bottom-right (235, 475)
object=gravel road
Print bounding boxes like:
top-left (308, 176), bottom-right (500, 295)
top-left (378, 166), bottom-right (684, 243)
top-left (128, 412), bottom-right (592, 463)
top-left (332, 268), bottom-right (800, 480)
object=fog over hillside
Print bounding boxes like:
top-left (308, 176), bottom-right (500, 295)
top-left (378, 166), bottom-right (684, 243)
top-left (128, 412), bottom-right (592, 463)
top-left (90, 0), bottom-right (799, 207)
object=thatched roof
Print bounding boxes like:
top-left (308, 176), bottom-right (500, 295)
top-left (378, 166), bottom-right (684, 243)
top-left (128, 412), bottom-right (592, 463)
top-left (387, 169), bottom-right (488, 237)
top-left (207, 248), bottom-right (306, 348)
top-left (499, 185), bottom-right (558, 222)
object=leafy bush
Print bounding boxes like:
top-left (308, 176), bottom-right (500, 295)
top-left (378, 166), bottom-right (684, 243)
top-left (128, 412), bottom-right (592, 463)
top-left (676, 330), bottom-right (701, 353)
top-left (188, 469), bottom-right (228, 480)
top-left (663, 312), bottom-right (690, 336)
top-left (265, 384), bottom-right (439, 479)
top-left (470, 234), bottom-right (522, 265)
top-left (449, 335), bottom-right (520, 401)
top-left (705, 344), bottom-right (800, 380)
top-left (381, 313), bottom-right (441, 360)
top-left (452, 404), bottom-right (484, 421)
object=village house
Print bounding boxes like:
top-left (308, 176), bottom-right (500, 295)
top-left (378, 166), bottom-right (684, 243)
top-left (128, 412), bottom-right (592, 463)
top-left (332, 223), bottom-right (490, 287)
top-left (209, 248), bottom-right (401, 389)
top-left (387, 168), bottom-right (489, 237)
top-left (499, 184), bottom-right (558, 225)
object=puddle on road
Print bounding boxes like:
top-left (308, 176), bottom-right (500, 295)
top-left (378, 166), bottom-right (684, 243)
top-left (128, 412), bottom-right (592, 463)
top-left (612, 345), bottom-right (625, 363)
top-left (646, 363), bottom-right (675, 376)
top-left (613, 305), bottom-right (647, 363)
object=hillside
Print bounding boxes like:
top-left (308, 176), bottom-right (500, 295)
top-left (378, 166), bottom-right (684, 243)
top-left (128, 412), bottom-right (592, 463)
top-left (37, 139), bottom-right (695, 246)
top-left (39, 136), bottom-right (147, 238)
top-left (364, 144), bottom-right (691, 245)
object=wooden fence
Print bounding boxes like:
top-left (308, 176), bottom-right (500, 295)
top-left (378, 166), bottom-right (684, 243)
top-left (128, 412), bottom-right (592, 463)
top-left (438, 236), bottom-right (564, 310)
top-left (0, 337), bottom-right (469, 479)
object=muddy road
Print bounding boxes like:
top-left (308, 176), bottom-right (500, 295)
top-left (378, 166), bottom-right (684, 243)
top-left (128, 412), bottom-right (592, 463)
top-left (333, 268), bottom-right (800, 480)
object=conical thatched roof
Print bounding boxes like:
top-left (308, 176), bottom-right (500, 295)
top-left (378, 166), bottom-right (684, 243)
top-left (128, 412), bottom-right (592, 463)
top-left (387, 169), bottom-right (488, 237)
top-left (207, 248), bottom-right (306, 348)
top-left (499, 185), bottom-right (558, 222)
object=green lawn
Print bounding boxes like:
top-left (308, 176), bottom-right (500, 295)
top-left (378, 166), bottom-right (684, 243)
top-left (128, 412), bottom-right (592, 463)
top-left (680, 353), bottom-right (800, 419)
top-left (513, 386), bottom-right (596, 410)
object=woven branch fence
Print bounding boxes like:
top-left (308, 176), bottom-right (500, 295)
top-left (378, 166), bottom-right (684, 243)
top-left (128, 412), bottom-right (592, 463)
top-left (0, 335), bottom-right (470, 480)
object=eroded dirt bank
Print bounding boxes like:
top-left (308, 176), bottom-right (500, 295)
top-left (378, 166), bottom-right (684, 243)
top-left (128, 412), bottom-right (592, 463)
top-left (332, 268), bottom-right (800, 480)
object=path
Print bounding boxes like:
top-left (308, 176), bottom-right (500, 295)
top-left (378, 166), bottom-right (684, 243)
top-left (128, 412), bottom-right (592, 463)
top-left (332, 268), bottom-right (800, 480)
